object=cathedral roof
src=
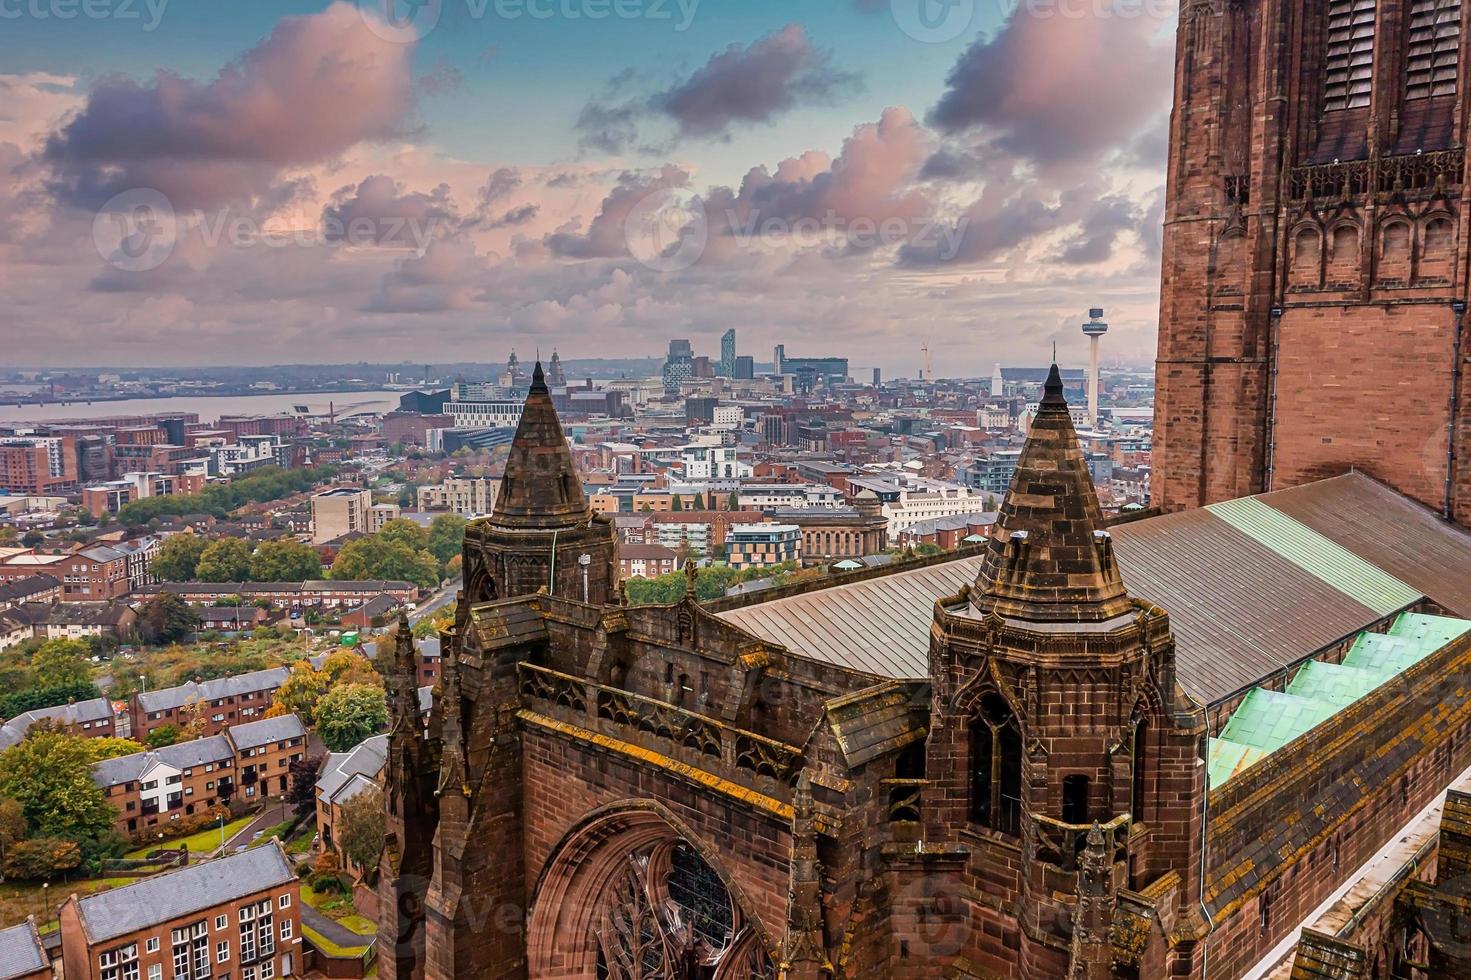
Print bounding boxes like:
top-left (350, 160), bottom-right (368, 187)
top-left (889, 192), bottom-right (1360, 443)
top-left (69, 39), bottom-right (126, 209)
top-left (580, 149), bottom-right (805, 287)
top-left (972, 364), bottom-right (1133, 623)
top-left (490, 361), bottom-right (591, 530)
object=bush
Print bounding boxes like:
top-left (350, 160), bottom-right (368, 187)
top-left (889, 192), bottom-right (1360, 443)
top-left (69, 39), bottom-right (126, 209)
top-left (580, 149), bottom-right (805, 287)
top-left (5, 837), bottom-right (82, 880)
top-left (309, 871), bottom-right (351, 895)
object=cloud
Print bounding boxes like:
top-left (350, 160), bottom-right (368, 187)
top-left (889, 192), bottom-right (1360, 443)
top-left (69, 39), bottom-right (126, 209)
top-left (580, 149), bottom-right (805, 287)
top-left (927, 4), bottom-right (1173, 165)
top-left (544, 166), bottom-right (691, 259)
top-left (42, 1), bottom-right (415, 209)
top-left (1054, 193), bottom-right (1142, 264)
top-left (576, 25), bottom-right (860, 153)
top-left (320, 175), bottom-right (458, 247)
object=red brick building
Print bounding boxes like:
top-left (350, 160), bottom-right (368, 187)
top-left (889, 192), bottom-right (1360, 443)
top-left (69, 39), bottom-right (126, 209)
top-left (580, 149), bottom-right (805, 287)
top-left (58, 844), bottom-right (302, 980)
top-left (0, 436), bottom-right (77, 495)
top-left (93, 714), bottom-right (307, 836)
top-left (1153, 0), bottom-right (1471, 524)
top-left (374, 363), bottom-right (1471, 978)
top-left (129, 667), bottom-right (290, 742)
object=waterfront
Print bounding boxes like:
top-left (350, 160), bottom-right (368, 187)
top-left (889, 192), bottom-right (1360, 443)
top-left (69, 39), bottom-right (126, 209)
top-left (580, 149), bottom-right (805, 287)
top-left (0, 390), bottom-right (405, 425)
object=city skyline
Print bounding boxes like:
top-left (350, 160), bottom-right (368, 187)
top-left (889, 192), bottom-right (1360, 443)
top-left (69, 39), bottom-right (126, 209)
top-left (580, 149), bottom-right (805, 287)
top-left (1, 1), bottom-right (1174, 371)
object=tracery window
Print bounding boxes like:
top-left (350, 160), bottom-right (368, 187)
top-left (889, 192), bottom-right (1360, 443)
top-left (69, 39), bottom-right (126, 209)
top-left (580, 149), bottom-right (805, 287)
top-left (969, 693), bottom-right (1023, 836)
top-left (594, 841), bottom-right (773, 979)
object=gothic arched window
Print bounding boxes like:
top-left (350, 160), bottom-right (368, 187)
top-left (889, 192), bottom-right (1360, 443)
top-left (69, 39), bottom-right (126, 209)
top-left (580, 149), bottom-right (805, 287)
top-left (969, 694), bottom-right (1023, 836)
top-left (1131, 715), bottom-right (1150, 825)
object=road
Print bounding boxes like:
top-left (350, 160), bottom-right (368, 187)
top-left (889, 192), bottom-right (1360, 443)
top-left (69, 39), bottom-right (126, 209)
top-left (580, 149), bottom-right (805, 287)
top-left (408, 580), bottom-right (459, 625)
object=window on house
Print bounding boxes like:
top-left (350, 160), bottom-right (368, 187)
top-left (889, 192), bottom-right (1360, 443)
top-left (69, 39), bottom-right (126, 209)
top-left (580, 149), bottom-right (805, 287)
top-left (1323, 0), bottom-right (1377, 109)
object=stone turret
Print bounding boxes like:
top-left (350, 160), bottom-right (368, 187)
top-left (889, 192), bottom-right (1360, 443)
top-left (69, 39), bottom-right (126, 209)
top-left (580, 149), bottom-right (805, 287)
top-left (460, 361), bottom-right (618, 610)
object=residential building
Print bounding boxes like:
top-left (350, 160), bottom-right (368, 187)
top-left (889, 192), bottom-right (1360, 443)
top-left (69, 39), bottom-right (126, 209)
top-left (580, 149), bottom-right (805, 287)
top-left (680, 444), bottom-right (751, 481)
top-left (0, 574), bottom-right (61, 607)
top-left (416, 477), bottom-right (498, 516)
top-left (314, 734), bottom-right (387, 875)
top-left (0, 436), bottom-right (77, 495)
top-left (618, 544), bottom-right (680, 579)
top-left (18, 600), bottom-right (137, 640)
top-left (58, 844), bottom-right (301, 980)
top-left (0, 697), bottom-right (118, 750)
top-left (443, 398), bottom-right (523, 429)
top-left (129, 667), bottom-right (291, 742)
top-left (718, 328), bottom-right (736, 378)
top-left (134, 579), bottom-right (418, 610)
top-left (310, 488), bottom-right (373, 544)
top-left (0, 547), bottom-right (132, 600)
top-left (93, 714), bottom-right (308, 834)
top-left (725, 523), bottom-right (800, 570)
top-left (82, 472), bottom-right (207, 519)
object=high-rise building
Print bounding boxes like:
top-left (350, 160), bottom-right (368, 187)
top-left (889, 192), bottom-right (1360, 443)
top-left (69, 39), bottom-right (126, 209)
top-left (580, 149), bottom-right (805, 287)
top-left (991, 362), bottom-right (1004, 398)
top-left (311, 487), bottom-right (375, 544)
top-left (662, 339), bottom-right (695, 394)
top-left (733, 355), bottom-right (755, 380)
top-left (772, 343), bottom-right (784, 374)
top-left (719, 328), bottom-right (736, 377)
top-left (1154, 0), bottom-right (1471, 521)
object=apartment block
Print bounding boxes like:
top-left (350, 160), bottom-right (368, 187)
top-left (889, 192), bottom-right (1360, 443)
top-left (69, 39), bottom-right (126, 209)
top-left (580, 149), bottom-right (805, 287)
top-left (416, 476), bottom-right (499, 516)
top-left (93, 714), bottom-right (307, 835)
top-left (58, 844), bottom-right (301, 980)
top-left (309, 487), bottom-right (373, 544)
top-left (129, 667), bottom-right (290, 742)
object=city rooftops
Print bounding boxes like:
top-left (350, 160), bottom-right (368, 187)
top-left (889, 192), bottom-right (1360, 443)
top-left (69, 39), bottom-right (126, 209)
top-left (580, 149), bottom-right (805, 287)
top-left (67, 843), bottom-right (295, 943)
top-left (227, 713), bottom-right (307, 753)
top-left (0, 696), bottom-right (113, 750)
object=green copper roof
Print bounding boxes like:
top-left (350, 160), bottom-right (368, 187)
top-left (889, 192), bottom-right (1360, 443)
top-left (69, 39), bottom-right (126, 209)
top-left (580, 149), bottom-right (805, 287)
top-left (1208, 611), bottom-right (1471, 788)
top-left (1205, 497), bottom-right (1423, 616)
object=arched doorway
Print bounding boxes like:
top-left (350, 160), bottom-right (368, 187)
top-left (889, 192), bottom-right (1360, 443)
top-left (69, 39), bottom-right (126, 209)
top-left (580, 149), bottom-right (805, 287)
top-left (527, 804), bottom-right (777, 979)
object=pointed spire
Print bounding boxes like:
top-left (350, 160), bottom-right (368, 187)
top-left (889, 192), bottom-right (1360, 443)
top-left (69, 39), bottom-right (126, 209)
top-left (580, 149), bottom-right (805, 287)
top-left (436, 644), bottom-right (469, 800)
top-left (387, 613), bottom-right (422, 736)
top-left (974, 363), bottom-right (1131, 623)
top-left (779, 771), bottom-right (832, 978)
top-left (489, 359), bottom-right (590, 530)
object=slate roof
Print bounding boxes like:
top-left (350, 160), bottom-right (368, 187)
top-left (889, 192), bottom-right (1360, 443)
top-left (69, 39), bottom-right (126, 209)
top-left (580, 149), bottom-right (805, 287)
top-left (717, 473), bottom-right (1471, 706)
top-left (316, 733), bottom-right (387, 804)
top-left (0, 575), bottom-right (59, 606)
top-left (0, 921), bottom-right (45, 979)
top-left (71, 844), bottom-right (295, 942)
top-left (136, 667), bottom-right (289, 714)
top-left (228, 713), bottom-right (306, 752)
top-left (0, 697), bottom-right (114, 750)
top-left (92, 735), bottom-right (233, 788)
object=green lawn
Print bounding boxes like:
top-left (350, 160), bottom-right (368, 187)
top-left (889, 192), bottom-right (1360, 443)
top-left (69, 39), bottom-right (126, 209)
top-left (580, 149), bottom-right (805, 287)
top-left (302, 923), bottom-right (372, 958)
top-left (300, 882), bottom-right (377, 936)
top-left (125, 815), bottom-right (255, 859)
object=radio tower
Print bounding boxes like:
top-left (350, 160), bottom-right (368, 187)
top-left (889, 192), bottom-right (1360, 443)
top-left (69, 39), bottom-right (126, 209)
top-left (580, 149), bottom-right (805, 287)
top-left (1081, 308), bottom-right (1108, 426)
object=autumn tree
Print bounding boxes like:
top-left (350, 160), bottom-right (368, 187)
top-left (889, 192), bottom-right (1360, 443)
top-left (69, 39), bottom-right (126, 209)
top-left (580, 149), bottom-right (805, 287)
top-left (338, 785), bottom-right (385, 872)
top-left (268, 661), bottom-right (331, 725)
top-left (314, 683), bottom-right (389, 752)
top-left (330, 536), bottom-right (439, 589)
top-left (0, 731), bottom-right (119, 850)
top-left (29, 639), bottom-right (93, 688)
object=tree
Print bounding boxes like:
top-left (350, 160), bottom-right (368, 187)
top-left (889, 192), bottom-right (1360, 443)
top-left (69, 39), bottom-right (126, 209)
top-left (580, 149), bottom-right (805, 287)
top-left (0, 731), bottom-right (119, 846)
top-left (151, 534), bottom-right (209, 582)
top-left (287, 755), bottom-right (322, 819)
top-left (671, 495), bottom-right (683, 512)
top-left (426, 514), bottom-right (467, 568)
top-left (0, 798), bottom-right (23, 870)
top-left (248, 539), bottom-right (322, 582)
top-left (0, 681), bottom-right (101, 720)
top-left (145, 725), bottom-right (181, 748)
top-left (195, 538), bottom-right (253, 582)
top-left (338, 785), bottom-right (385, 872)
top-left (269, 662), bottom-right (331, 725)
top-left (4, 837), bottom-right (82, 880)
top-left (726, 491), bottom-right (740, 511)
top-left (84, 738), bottom-right (145, 762)
top-left (376, 518), bottom-right (428, 551)
top-left (30, 640), bottom-right (93, 688)
top-left (320, 650), bottom-right (380, 687)
top-left (137, 592), bottom-right (199, 646)
top-left (20, 531), bottom-right (44, 548)
top-left (330, 536), bottom-right (439, 589)
top-left (314, 683), bottom-right (389, 751)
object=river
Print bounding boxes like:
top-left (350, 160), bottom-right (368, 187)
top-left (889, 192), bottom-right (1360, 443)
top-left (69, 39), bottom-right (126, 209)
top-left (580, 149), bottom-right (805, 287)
top-left (0, 390), bottom-right (407, 425)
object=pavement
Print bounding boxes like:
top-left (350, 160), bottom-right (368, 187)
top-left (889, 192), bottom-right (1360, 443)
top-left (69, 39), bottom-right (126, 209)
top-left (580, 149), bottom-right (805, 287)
top-left (300, 903), bottom-right (372, 950)
top-left (408, 580), bottom-right (459, 625)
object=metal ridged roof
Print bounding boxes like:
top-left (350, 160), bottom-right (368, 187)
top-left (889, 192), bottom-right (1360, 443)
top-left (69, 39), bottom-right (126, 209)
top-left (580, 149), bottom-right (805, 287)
top-left (715, 473), bottom-right (1471, 708)
top-left (717, 557), bottom-right (982, 679)
top-left (1206, 496), bottom-right (1422, 616)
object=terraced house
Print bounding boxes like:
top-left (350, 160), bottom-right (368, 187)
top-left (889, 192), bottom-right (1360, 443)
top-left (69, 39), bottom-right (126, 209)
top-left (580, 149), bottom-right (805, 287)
top-left (374, 363), bottom-right (1471, 978)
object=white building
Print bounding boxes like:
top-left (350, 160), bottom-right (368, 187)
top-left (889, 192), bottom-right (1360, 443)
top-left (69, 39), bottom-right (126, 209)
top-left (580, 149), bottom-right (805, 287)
top-left (417, 477), bottom-right (499, 517)
top-left (738, 484), bottom-right (844, 511)
top-left (711, 406), bottom-right (745, 430)
top-left (680, 445), bottom-right (751, 481)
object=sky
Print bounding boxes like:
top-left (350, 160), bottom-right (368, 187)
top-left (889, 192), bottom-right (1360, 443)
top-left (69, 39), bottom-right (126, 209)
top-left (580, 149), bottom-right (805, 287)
top-left (0, 0), bottom-right (1178, 375)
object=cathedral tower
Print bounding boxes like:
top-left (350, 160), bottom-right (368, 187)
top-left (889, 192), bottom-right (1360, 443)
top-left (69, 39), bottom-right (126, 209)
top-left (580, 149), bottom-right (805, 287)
top-left (1155, 0), bottom-right (1471, 521)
